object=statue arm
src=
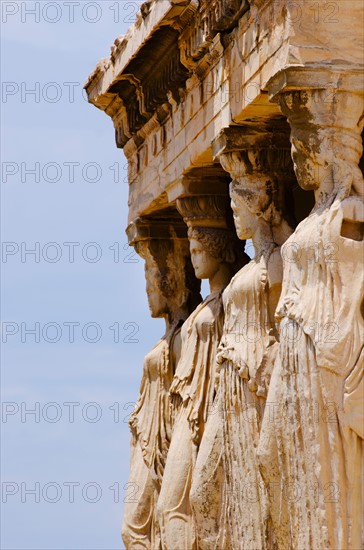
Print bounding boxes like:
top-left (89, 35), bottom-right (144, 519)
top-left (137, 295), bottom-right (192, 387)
top-left (253, 251), bottom-right (283, 397)
top-left (267, 248), bottom-right (283, 337)
top-left (171, 327), bottom-right (183, 373)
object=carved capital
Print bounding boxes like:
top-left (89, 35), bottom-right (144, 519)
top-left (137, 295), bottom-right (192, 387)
top-left (126, 216), bottom-right (188, 245)
top-left (177, 195), bottom-right (231, 229)
top-left (213, 125), bottom-right (293, 182)
top-left (268, 67), bottom-right (364, 101)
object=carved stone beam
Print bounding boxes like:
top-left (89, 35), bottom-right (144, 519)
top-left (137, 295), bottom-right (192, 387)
top-left (267, 67), bottom-right (364, 197)
top-left (178, 0), bottom-right (250, 71)
top-left (126, 215), bottom-right (189, 246)
top-left (85, 1), bottom-right (200, 150)
top-left (166, 165), bottom-right (231, 204)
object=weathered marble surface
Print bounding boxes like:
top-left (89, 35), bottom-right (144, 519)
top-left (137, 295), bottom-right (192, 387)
top-left (86, 1), bottom-right (364, 548)
top-left (122, 224), bottom-right (201, 548)
top-left (157, 196), bottom-right (248, 548)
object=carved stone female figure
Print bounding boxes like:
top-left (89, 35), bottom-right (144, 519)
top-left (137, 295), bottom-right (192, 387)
top-left (258, 89), bottom-right (364, 550)
top-left (190, 146), bottom-right (294, 550)
top-left (219, 174), bottom-right (293, 549)
top-left (157, 196), bottom-right (247, 550)
top-left (122, 234), bottom-right (201, 550)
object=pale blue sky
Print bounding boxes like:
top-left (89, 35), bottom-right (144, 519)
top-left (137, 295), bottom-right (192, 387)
top-left (1, 2), bottom-right (167, 548)
top-left (1, 3), bottom-right (252, 548)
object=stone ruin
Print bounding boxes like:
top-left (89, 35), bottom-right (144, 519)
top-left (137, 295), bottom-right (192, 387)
top-left (85, 1), bottom-right (364, 548)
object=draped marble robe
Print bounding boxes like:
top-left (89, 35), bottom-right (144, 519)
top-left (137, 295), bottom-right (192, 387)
top-left (190, 248), bottom-right (281, 550)
top-left (216, 247), bottom-right (281, 550)
top-left (122, 322), bottom-right (181, 549)
top-left (259, 196), bottom-right (364, 550)
top-left (157, 292), bottom-right (224, 549)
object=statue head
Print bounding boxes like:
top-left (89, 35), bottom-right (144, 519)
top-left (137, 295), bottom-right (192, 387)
top-left (177, 195), bottom-right (247, 280)
top-left (135, 237), bottom-right (201, 320)
top-left (187, 226), bottom-right (245, 280)
top-left (226, 149), bottom-right (296, 244)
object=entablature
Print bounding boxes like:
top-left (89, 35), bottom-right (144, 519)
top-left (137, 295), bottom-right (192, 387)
top-left (85, 0), bottom-right (364, 223)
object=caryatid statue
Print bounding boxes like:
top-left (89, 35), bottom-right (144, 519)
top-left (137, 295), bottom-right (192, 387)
top-left (122, 219), bottom-right (201, 550)
top-left (157, 195), bottom-right (248, 550)
top-left (190, 128), bottom-right (296, 550)
top-left (258, 72), bottom-right (364, 550)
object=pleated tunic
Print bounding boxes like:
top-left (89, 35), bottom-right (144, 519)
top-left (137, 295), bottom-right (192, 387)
top-left (170, 292), bottom-right (224, 445)
top-left (216, 250), bottom-right (279, 550)
top-left (266, 197), bottom-right (364, 549)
